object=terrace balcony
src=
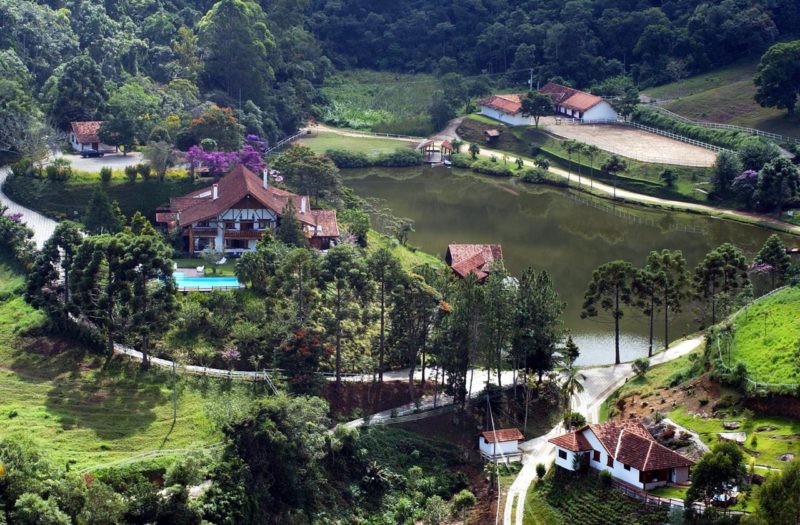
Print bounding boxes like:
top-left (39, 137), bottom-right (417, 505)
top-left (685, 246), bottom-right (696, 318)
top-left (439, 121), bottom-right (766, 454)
top-left (223, 229), bottom-right (265, 240)
top-left (191, 226), bottom-right (217, 237)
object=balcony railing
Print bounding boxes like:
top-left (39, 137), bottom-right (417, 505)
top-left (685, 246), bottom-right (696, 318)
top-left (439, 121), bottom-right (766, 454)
top-left (191, 226), bottom-right (217, 237)
top-left (224, 229), bottom-right (265, 240)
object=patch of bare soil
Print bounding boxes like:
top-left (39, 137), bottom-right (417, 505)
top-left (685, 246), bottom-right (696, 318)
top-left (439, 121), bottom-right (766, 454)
top-left (321, 380), bottom-right (436, 421)
top-left (613, 373), bottom-right (722, 421)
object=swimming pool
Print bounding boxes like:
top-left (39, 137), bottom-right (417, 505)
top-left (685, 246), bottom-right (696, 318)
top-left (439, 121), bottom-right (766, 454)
top-left (174, 272), bottom-right (241, 290)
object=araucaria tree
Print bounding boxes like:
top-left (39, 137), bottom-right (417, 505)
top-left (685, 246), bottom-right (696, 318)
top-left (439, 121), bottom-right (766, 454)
top-left (480, 271), bottom-right (514, 387)
top-left (320, 244), bottom-right (370, 389)
top-left (367, 248), bottom-right (402, 387)
top-left (693, 243), bottom-right (749, 327)
top-left (632, 266), bottom-right (661, 358)
top-left (752, 234), bottom-right (792, 289)
top-left (582, 261), bottom-right (634, 365)
top-left (647, 250), bottom-right (689, 351)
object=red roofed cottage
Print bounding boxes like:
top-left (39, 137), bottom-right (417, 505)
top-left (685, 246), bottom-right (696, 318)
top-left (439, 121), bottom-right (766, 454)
top-left (445, 243), bottom-right (503, 282)
top-left (539, 83), bottom-right (618, 123)
top-left (479, 428), bottom-right (524, 463)
top-left (156, 165), bottom-right (339, 255)
top-left (69, 121), bottom-right (117, 153)
top-left (549, 420), bottom-right (694, 490)
top-left (478, 94), bottom-right (531, 126)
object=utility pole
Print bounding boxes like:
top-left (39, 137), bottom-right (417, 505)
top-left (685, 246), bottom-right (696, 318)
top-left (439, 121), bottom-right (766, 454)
top-left (528, 68), bottom-right (534, 91)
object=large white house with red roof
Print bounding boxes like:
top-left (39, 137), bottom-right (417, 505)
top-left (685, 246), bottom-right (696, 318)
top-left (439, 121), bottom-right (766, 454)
top-left (156, 165), bottom-right (339, 255)
top-left (549, 420), bottom-right (694, 490)
top-left (478, 94), bottom-right (532, 126)
top-left (539, 82), bottom-right (618, 123)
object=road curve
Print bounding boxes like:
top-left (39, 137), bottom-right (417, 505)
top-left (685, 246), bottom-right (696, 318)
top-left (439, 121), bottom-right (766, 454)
top-left (0, 167), bottom-right (57, 248)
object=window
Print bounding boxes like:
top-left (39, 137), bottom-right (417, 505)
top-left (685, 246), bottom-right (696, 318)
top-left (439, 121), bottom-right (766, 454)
top-left (558, 450), bottom-right (567, 460)
top-left (624, 464), bottom-right (631, 471)
top-left (607, 456), bottom-right (613, 467)
top-left (592, 450), bottom-right (600, 462)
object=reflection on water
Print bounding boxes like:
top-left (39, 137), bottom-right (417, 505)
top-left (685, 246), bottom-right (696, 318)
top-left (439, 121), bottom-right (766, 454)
top-left (344, 166), bottom-right (793, 366)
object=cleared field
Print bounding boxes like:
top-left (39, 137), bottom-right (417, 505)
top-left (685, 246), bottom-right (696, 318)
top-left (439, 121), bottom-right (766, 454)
top-left (729, 286), bottom-right (800, 385)
top-left (541, 117), bottom-right (717, 167)
top-left (643, 60), bottom-right (800, 140)
top-left (296, 130), bottom-right (416, 156)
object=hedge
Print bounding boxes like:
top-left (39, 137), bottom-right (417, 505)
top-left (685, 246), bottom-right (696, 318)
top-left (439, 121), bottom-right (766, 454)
top-left (632, 108), bottom-right (764, 151)
top-left (325, 148), bottom-right (422, 168)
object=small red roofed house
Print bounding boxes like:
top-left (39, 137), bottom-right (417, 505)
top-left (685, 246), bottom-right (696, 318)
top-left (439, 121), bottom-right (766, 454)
top-left (549, 420), bottom-right (694, 490)
top-left (478, 94), bottom-right (532, 126)
top-left (69, 121), bottom-right (116, 153)
top-left (539, 83), bottom-right (618, 122)
top-left (445, 244), bottom-right (503, 282)
top-left (156, 165), bottom-right (339, 255)
top-left (479, 428), bottom-right (524, 463)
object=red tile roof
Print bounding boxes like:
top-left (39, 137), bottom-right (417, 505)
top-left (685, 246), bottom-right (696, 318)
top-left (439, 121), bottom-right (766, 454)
top-left (479, 94), bottom-right (523, 115)
top-left (549, 431), bottom-right (593, 452)
top-left (481, 428), bottom-right (524, 443)
top-left (539, 83), bottom-right (579, 105)
top-left (549, 420), bottom-right (694, 472)
top-left (562, 92), bottom-right (604, 112)
top-left (160, 165), bottom-right (338, 239)
top-left (70, 121), bottom-right (102, 143)
top-left (446, 244), bottom-right (503, 281)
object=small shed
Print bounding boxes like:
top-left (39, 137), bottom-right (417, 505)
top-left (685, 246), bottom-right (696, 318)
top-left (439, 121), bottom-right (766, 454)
top-left (479, 428), bottom-right (524, 463)
top-left (484, 129), bottom-right (501, 143)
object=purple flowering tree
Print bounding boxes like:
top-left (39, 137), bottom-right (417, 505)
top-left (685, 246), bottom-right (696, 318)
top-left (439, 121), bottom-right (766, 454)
top-left (238, 144), bottom-right (265, 173)
top-left (732, 170), bottom-right (759, 208)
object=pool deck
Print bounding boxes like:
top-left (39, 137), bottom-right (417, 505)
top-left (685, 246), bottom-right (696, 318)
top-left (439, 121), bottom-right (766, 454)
top-left (174, 267), bottom-right (244, 292)
top-left (176, 267), bottom-right (204, 277)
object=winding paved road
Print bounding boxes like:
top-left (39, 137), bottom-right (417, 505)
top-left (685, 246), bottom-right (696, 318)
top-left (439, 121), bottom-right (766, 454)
top-left (0, 167), bottom-right (57, 247)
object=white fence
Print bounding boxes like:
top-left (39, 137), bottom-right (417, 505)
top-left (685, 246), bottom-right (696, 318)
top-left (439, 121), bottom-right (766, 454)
top-left (647, 106), bottom-right (800, 145)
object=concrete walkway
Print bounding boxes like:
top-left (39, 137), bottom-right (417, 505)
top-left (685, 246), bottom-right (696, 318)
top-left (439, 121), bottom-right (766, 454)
top-left (503, 335), bottom-right (704, 525)
top-left (0, 167), bottom-right (57, 247)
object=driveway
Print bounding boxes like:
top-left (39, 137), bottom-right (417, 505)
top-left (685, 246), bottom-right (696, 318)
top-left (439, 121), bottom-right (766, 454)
top-left (59, 151), bottom-right (143, 172)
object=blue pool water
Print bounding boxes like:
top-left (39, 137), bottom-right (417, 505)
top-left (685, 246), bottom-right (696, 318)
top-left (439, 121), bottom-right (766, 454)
top-left (174, 272), bottom-right (241, 289)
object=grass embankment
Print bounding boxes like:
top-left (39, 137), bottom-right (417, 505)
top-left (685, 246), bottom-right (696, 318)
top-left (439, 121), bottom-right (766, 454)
top-left (643, 60), bottom-right (800, 139)
top-left (297, 130), bottom-right (416, 155)
top-left (458, 116), bottom-right (714, 204)
top-left (318, 70), bottom-right (440, 136)
top-left (523, 471), bottom-right (668, 525)
top-left (3, 169), bottom-right (205, 221)
top-left (0, 254), bottom-right (232, 471)
top-left (366, 230), bottom-right (443, 271)
top-left (728, 286), bottom-right (800, 385)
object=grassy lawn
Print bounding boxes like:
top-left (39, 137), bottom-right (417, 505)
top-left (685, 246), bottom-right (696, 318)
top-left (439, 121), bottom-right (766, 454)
top-left (0, 254), bottom-right (255, 471)
top-left (648, 485), bottom-right (688, 500)
top-left (459, 115), bottom-right (714, 205)
top-left (523, 471), bottom-right (668, 525)
top-left (3, 169), bottom-right (205, 222)
top-left (297, 130), bottom-right (416, 155)
top-left (728, 287), bottom-right (800, 385)
top-left (643, 60), bottom-right (800, 139)
top-left (173, 258), bottom-right (238, 276)
top-left (669, 405), bottom-right (800, 470)
top-left (366, 230), bottom-right (443, 271)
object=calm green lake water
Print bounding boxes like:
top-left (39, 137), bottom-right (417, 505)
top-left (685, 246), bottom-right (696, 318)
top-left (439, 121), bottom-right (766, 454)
top-left (344, 166), bottom-right (793, 366)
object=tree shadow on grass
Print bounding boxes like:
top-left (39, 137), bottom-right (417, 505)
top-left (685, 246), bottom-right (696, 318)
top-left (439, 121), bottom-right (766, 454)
top-left (44, 356), bottom-right (171, 439)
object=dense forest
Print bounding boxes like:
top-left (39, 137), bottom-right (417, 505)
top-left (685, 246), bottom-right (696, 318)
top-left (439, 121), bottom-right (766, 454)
top-left (1, 0), bottom-right (799, 158)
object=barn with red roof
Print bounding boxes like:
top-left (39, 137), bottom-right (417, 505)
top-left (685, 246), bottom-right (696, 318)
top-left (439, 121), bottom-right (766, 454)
top-left (539, 82), bottom-right (618, 122)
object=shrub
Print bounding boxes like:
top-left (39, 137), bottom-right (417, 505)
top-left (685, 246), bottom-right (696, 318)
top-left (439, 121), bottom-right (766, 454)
top-left (471, 158), bottom-right (512, 177)
top-left (536, 463), bottom-right (547, 479)
top-left (633, 108), bottom-right (759, 150)
top-left (599, 470), bottom-right (614, 487)
top-left (374, 148), bottom-right (423, 167)
top-left (632, 357), bottom-right (650, 376)
top-left (100, 166), bottom-right (112, 184)
top-left (450, 153), bottom-right (473, 168)
top-left (324, 149), bottom-right (371, 168)
top-left (124, 165), bottom-right (138, 182)
top-left (45, 158), bottom-right (73, 181)
top-left (563, 411), bottom-right (586, 428)
top-left (750, 433), bottom-right (757, 449)
top-left (136, 163), bottom-right (151, 179)
top-left (10, 158), bottom-right (38, 177)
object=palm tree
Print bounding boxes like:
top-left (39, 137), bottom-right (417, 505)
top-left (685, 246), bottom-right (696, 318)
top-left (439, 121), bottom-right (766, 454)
top-left (584, 145), bottom-right (600, 190)
top-left (468, 143), bottom-right (480, 159)
top-left (564, 140), bottom-right (580, 184)
top-left (561, 366), bottom-right (586, 430)
top-left (573, 142), bottom-right (586, 186)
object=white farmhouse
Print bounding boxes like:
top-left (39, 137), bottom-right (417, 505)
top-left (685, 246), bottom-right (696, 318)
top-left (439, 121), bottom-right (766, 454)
top-left (539, 82), bottom-right (618, 123)
top-left (479, 428), bottom-right (524, 463)
top-left (478, 94), bottom-right (531, 126)
top-left (549, 420), bottom-right (693, 490)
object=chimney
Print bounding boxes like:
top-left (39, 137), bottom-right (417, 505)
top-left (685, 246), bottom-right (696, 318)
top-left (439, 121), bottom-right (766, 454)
top-left (300, 196), bottom-right (307, 214)
top-left (262, 169), bottom-right (269, 189)
top-left (212, 184), bottom-right (219, 200)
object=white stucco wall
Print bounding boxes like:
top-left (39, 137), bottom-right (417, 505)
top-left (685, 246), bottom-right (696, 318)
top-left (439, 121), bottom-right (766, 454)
top-left (583, 101), bottom-right (618, 122)
top-left (672, 466), bottom-right (690, 484)
top-left (554, 447), bottom-right (580, 470)
top-left (479, 106), bottom-right (532, 127)
top-left (479, 438), bottom-right (519, 458)
top-left (583, 429), bottom-right (643, 488)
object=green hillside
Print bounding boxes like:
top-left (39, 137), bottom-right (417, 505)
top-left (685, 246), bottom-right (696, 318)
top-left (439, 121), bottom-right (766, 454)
top-left (643, 61), bottom-right (800, 139)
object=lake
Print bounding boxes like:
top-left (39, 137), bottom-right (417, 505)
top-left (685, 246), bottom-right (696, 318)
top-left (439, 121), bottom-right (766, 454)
top-left (343, 166), bottom-right (793, 366)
